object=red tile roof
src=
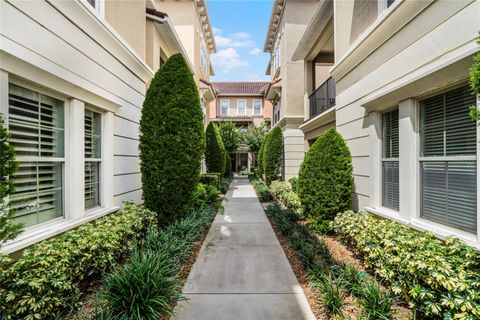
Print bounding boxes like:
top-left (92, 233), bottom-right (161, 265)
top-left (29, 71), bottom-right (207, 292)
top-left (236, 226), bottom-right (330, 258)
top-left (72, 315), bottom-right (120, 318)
top-left (211, 82), bottom-right (270, 95)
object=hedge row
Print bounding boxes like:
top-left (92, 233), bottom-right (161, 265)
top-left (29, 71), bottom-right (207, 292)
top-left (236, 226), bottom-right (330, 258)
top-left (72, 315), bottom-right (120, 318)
top-left (205, 122), bottom-right (226, 176)
top-left (334, 211), bottom-right (480, 319)
top-left (1, 203), bottom-right (156, 319)
top-left (200, 172), bottom-right (222, 190)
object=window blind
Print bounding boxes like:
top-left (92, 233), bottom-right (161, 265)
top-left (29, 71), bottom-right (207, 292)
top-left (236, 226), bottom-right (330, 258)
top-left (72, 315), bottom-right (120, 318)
top-left (382, 109), bottom-right (399, 210)
top-left (85, 109), bottom-right (101, 209)
top-left (8, 84), bottom-right (64, 227)
top-left (420, 85), bottom-right (477, 234)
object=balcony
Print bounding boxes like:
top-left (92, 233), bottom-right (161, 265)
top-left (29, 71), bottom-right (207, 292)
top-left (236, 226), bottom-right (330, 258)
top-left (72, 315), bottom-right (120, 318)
top-left (309, 77), bottom-right (336, 119)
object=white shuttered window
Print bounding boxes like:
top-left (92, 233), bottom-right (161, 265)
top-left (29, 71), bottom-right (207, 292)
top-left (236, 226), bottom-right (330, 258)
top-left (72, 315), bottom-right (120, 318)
top-left (85, 109), bottom-right (101, 209)
top-left (382, 109), bottom-right (399, 210)
top-left (420, 85), bottom-right (477, 234)
top-left (8, 84), bottom-right (64, 227)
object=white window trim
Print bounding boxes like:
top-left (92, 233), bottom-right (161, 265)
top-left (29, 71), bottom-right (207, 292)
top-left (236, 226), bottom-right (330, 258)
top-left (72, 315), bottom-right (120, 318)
top-left (0, 72), bottom-right (116, 253)
top-left (253, 99), bottom-right (263, 116)
top-left (220, 99), bottom-right (230, 116)
top-left (83, 0), bottom-right (105, 17)
top-left (237, 99), bottom-right (247, 116)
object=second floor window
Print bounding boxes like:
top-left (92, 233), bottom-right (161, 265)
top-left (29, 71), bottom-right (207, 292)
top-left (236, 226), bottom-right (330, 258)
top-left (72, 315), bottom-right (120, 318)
top-left (220, 100), bottom-right (229, 116)
top-left (253, 100), bottom-right (262, 116)
top-left (237, 100), bottom-right (246, 115)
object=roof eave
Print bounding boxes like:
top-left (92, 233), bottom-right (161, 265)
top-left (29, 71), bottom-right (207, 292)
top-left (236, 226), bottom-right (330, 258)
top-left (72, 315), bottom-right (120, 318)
top-left (263, 0), bottom-right (285, 53)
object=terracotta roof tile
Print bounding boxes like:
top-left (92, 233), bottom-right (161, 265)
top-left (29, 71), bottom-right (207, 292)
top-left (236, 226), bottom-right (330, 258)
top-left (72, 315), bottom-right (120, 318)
top-left (211, 82), bottom-right (270, 95)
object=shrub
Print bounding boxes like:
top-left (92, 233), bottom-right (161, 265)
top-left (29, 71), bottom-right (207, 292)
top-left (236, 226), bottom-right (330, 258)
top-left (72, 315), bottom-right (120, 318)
top-left (220, 176), bottom-right (232, 194)
top-left (139, 53), bottom-right (205, 223)
top-left (288, 177), bottom-right (299, 193)
top-left (1, 203), bottom-right (156, 319)
top-left (269, 181), bottom-right (303, 216)
top-left (205, 122), bottom-right (226, 176)
top-left (251, 178), bottom-right (272, 202)
top-left (224, 152), bottom-right (232, 178)
top-left (310, 271), bottom-right (344, 317)
top-left (334, 211), bottom-right (480, 318)
top-left (200, 173), bottom-right (221, 189)
top-left (263, 126), bottom-right (283, 185)
top-left (0, 114), bottom-right (22, 252)
top-left (297, 128), bottom-right (352, 221)
top-left (257, 133), bottom-right (268, 177)
top-left (244, 122), bottom-right (268, 164)
top-left (99, 248), bottom-right (183, 320)
top-left (98, 206), bottom-right (215, 319)
top-left (193, 183), bottom-right (223, 211)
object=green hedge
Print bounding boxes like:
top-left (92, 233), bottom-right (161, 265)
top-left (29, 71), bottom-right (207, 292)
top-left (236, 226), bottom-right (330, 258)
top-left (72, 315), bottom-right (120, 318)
top-left (205, 122), bottom-right (226, 176)
top-left (263, 127), bottom-right (283, 185)
top-left (251, 178), bottom-right (272, 202)
top-left (269, 181), bottom-right (303, 216)
top-left (1, 203), bottom-right (156, 319)
top-left (298, 128), bottom-right (352, 221)
top-left (139, 53), bottom-right (205, 223)
top-left (334, 211), bottom-right (480, 319)
top-left (200, 173), bottom-right (221, 189)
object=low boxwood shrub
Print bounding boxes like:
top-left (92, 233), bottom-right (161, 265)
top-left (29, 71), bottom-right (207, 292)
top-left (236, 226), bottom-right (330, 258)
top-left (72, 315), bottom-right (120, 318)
top-left (1, 203), bottom-right (156, 319)
top-left (205, 122), bottom-right (226, 176)
top-left (263, 127), bottom-right (283, 185)
top-left (200, 173), bottom-right (221, 189)
top-left (269, 181), bottom-right (303, 216)
top-left (298, 128), bottom-right (352, 229)
top-left (98, 206), bottom-right (215, 319)
top-left (334, 211), bottom-right (480, 318)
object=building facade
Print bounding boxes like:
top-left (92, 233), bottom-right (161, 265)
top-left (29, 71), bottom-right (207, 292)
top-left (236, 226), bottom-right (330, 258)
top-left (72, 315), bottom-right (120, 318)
top-left (263, 0), bottom-right (319, 180)
top-left (0, 0), bottom-right (215, 253)
top-left (292, 0), bottom-right (480, 247)
top-left (209, 82), bottom-right (272, 172)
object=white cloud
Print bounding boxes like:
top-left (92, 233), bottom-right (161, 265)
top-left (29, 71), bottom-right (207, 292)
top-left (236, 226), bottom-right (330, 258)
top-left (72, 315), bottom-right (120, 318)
top-left (212, 27), bottom-right (222, 35)
top-left (249, 48), bottom-right (262, 56)
top-left (211, 48), bottom-right (249, 73)
top-left (214, 32), bottom-right (255, 48)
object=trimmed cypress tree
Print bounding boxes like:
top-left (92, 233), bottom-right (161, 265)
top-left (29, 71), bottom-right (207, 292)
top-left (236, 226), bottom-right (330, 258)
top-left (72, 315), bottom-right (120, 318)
top-left (257, 133), bottom-right (269, 177)
top-left (263, 127), bottom-right (283, 185)
top-left (139, 54), bottom-right (205, 223)
top-left (297, 128), bottom-right (353, 221)
top-left (205, 122), bottom-right (226, 175)
top-left (224, 152), bottom-right (232, 177)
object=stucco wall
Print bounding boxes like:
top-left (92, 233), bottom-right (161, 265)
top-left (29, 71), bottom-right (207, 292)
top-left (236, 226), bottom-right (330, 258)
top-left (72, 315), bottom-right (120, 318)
top-left (213, 96), bottom-right (272, 119)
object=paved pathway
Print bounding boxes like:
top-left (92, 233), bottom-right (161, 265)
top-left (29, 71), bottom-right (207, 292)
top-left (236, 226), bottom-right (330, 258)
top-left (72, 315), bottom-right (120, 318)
top-left (173, 177), bottom-right (315, 320)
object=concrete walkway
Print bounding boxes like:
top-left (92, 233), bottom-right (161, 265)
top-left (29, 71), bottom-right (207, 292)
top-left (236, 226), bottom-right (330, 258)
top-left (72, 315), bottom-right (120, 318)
top-left (173, 177), bottom-right (315, 320)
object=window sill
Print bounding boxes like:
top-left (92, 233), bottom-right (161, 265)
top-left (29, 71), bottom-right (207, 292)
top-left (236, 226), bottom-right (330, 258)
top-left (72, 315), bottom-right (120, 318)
top-left (365, 206), bottom-right (479, 249)
top-left (2, 206), bottom-right (121, 254)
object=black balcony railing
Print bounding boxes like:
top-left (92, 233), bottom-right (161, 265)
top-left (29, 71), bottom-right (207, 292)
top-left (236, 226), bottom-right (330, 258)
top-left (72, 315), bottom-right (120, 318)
top-left (309, 77), bottom-right (336, 119)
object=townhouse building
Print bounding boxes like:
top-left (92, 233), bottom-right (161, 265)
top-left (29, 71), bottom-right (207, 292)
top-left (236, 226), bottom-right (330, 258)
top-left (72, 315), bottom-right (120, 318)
top-left (263, 0), bottom-right (319, 180)
top-left (209, 82), bottom-right (272, 172)
top-left (292, 0), bottom-right (480, 247)
top-left (0, 0), bottom-right (215, 253)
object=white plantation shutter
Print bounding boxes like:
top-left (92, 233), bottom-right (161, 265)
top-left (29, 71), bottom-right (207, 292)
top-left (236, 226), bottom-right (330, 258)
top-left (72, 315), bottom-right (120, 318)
top-left (85, 109), bottom-right (101, 209)
top-left (382, 109), bottom-right (399, 210)
top-left (8, 84), bottom-right (64, 227)
top-left (420, 85), bottom-right (477, 234)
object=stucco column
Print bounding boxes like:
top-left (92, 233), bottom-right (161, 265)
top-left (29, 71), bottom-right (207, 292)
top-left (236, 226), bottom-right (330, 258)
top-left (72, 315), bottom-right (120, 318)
top-left (398, 98), bottom-right (417, 221)
top-left (282, 121), bottom-right (305, 180)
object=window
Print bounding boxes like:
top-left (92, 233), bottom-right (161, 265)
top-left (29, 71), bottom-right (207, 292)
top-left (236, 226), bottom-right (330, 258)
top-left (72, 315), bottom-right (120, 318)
top-left (85, 0), bottom-right (104, 16)
top-left (271, 36), bottom-right (281, 75)
top-left (8, 84), bottom-right (65, 227)
top-left (382, 109), bottom-right (399, 210)
top-left (273, 99), bottom-right (281, 124)
top-left (220, 100), bottom-right (229, 116)
top-left (85, 109), bottom-right (101, 209)
top-left (420, 85), bottom-right (477, 234)
top-left (253, 100), bottom-right (262, 116)
top-left (237, 100), bottom-right (246, 115)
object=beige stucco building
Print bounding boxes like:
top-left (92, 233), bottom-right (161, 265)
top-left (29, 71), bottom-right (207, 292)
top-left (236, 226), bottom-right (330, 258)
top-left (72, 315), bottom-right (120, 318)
top-left (263, 0), bottom-right (319, 180)
top-left (293, 0), bottom-right (480, 247)
top-left (0, 0), bottom-right (215, 253)
top-left (209, 82), bottom-right (272, 172)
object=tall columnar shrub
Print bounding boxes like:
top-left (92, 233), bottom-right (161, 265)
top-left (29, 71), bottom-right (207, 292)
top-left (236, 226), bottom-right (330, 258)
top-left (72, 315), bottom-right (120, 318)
top-left (298, 128), bottom-right (353, 221)
top-left (139, 54), bottom-right (205, 223)
top-left (0, 114), bottom-right (22, 253)
top-left (225, 152), bottom-right (232, 177)
top-left (205, 122), bottom-right (226, 175)
top-left (257, 133), bottom-right (268, 177)
top-left (263, 126), bottom-right (283, 185)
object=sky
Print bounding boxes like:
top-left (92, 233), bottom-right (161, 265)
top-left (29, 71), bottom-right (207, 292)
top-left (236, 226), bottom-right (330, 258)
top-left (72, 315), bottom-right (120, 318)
top-left (207, 0), bottom-right (273, 82)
